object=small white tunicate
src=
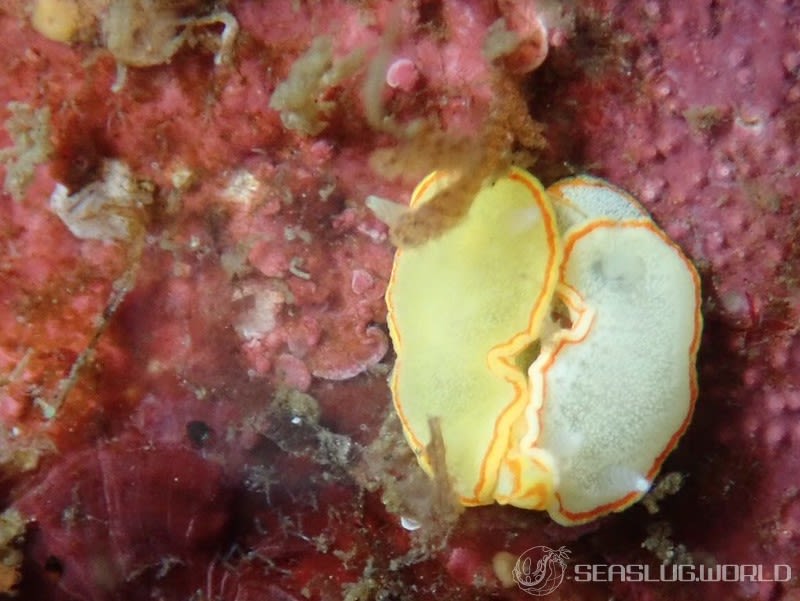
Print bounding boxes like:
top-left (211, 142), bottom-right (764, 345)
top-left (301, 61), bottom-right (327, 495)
top-left (288, 256), bottom-right (312, 280)
top-left (48, 160), bottom-right (152, 241)
top-left (400, 516), bottom-right (421, 531)
top-left (223, 170), bottom-right (262, 206)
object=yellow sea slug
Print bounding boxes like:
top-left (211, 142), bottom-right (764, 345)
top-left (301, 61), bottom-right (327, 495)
top-left (384, 171), bottom-right (702, 525)
top-left (547, 175), bottom-right (649, 230)
top-left (386, 167), bottom-right (562, 505)
top-left (527, 218), bottom-right (702, 525)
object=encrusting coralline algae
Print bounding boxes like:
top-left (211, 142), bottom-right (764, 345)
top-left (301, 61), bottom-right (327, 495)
top-left (0, 0), bottom-right (798, 599)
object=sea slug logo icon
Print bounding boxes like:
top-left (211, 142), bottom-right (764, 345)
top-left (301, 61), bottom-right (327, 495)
top-left (512, 546), bottom-right (571, 596)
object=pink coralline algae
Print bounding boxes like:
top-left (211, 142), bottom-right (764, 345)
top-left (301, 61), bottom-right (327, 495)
top-left (0, 0), bottom-right (799, 600)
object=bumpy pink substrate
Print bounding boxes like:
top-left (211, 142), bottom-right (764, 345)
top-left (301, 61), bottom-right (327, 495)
top-left (0, 0), bottom-right (798, 600)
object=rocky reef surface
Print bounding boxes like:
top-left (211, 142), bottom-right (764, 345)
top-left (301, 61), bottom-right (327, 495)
top-left (0, 1), bottom-right (798, 600)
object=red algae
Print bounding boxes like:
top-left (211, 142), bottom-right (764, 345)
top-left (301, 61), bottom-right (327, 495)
top-left (1, 0), bottom-right (799, 600)
top-left (14, 437), bottom-right (231, 600)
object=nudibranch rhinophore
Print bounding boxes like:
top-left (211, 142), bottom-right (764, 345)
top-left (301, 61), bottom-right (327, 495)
top-left (384, 170), bottom-right (702, 525)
